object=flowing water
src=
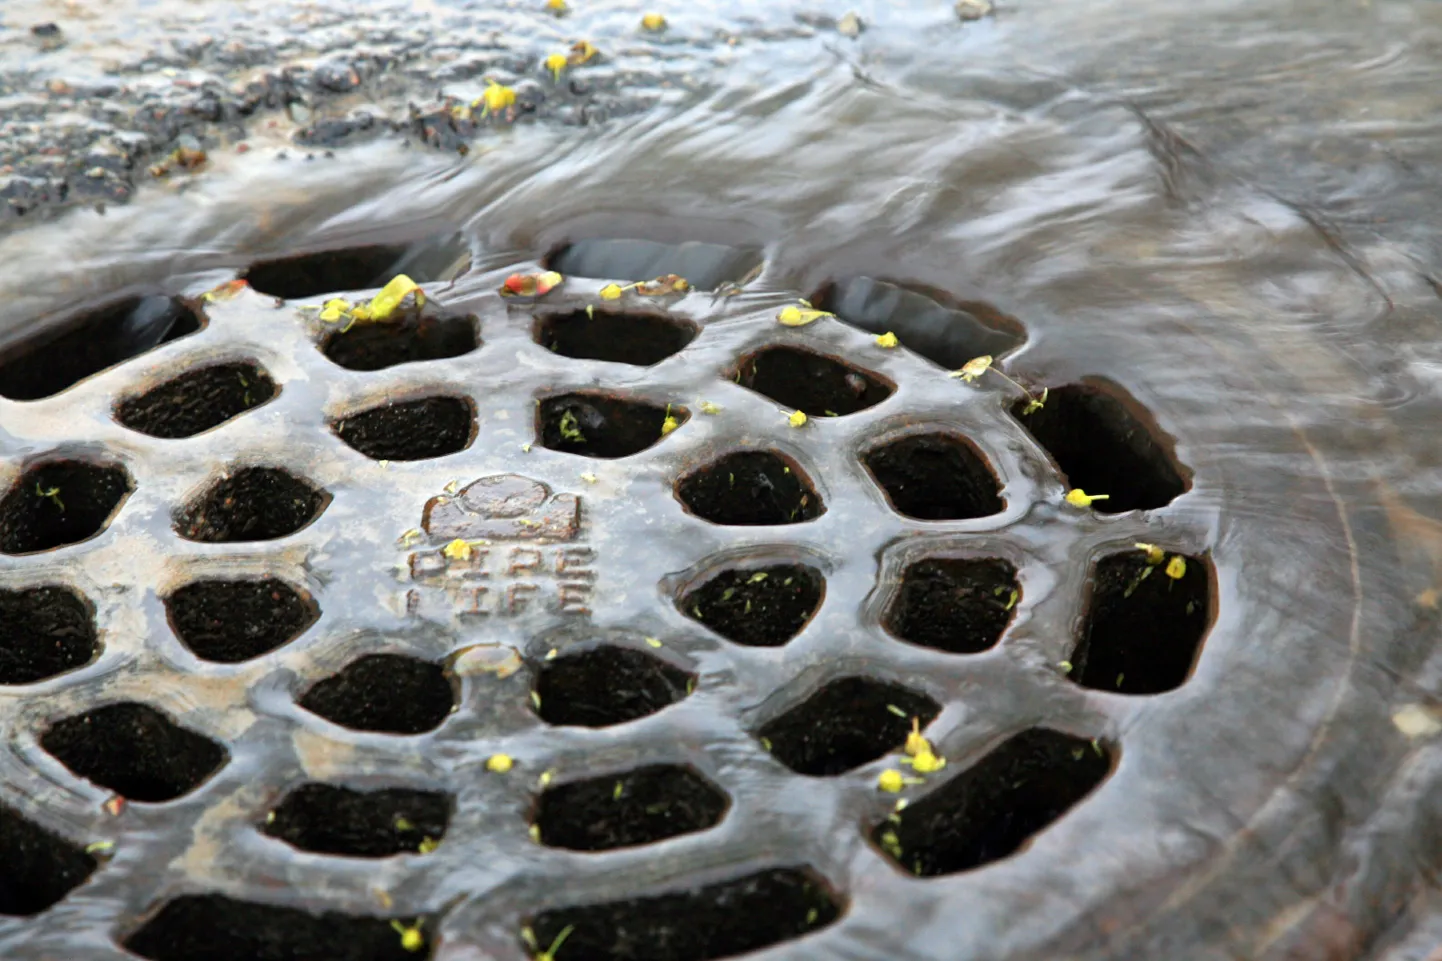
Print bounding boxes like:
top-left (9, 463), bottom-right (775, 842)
top-left (4, 0), bottom-right (1442, 958)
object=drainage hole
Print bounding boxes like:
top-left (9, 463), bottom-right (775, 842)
top-left (0, 585), bottom-right (98, 684)
top-left (863, 432), bottom-right (1003, 520)
top-left (539, 393), bottom-right (686, 459)
top-left (872, 728), bottom-right (1112, 877)
top-left (1011, 382), bottom-right (1187, 513)
top-left (734, 346), bottom-right (892, 417)
top-left (174, 467), bottom-right (328, 543)
top-left (124, 894), bottom-right (432, 961)
top-left (534, 764), bottom-right (727, 852)
top-left (676, 451), bottom-right (822, 526)
top-left (526, 867), bottom-right (840, 961)
top-left (115, 361), bottom-right (277, 438)
top-left (321, 313), bottom-right (479, 372)
top-left (164, 578), bottom-right (318, 664)
top-left (1069, 551), bottom-right (1211, 695)
top-left (263, 783), bottom-right (451, 858)
top-left (299, 653), bottom-right (454, 735)
top-left (545, 238), bottom-right (763, 292)
top-left (759, 677), bottom-right (939, 776)
top-left (40, 703), bottom-right (227, 802)
top-left (534, 646), bottom-right (693, 729)
top-left (0, 461), bottom-right (132, 556)
top-left (536, 309), bottom-right (697, 367)
top-left (243, 244), bottom-right (409, 299)
top-left (334, 396), bottom-right (475, 461)
top-left (884, 558), bottom-right (1019, 655)
top-left (810, 277), bottom-right (1024, 370)
top-left (0, 804), bottom-right (98, 917)
top-left (0, 294), bottom-right (203, 401)
top-left (681, 563), bottom-right (823, 648)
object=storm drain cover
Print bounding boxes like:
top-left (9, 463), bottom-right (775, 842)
top-left (0, 227), bottom-right (1408, 961)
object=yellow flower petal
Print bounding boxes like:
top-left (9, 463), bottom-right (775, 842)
top-left (442, 538), bottom-right (473, 561)
top-left (1135, 542), bottom-right (1166, 565)
top-left (486, 753), bottom-right (514, 773)
top-left (877, 769), bottom-right (905, 793)
top-left (599, 283), bottom-right (624, 300)
top-left (909, 749), bottom-right (946, 774)
top-left (642, 13), bottom-right (667, 30)
top-left (365, 274), bottom-right (423, 322)
top-left (788, 409), bottom-right (807, 428)
top-left (777, 305), bottom-right (830, 326)
top-left (1165, 555), bottom-right (1187, 580)
top-left (952, 355), bottom-right (993, 382)
top-left (481, 81), bottom-right (516, 114)
top-left (1064, 488), bottom-right (1109, 508)
top-left (874, 331), bottom-right (899, 348)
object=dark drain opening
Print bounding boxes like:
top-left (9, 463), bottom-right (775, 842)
top-left (759, 677), bottom-right (939, 776)
top-left (536, 310), bottom-right (697, 367)
top-left (863, 433), bottom-right (1004, 520)
top-left (164, 578), bottom-right (318, 664)
top-left (175, 467), bottom-right (328, 543)
top-left (873, 728), bottom-right (1111, 877)
top-left (681, 563), bottom-right (824, 647)
top-left (527, 867), bottom-right (840, 961)
top-left (243, 244), bottom-right (408, 299)
top-left (676, 451), bottom-right (822, 526)
top-left (124, 894), bottom-right (431, 961)
top-left (1011, 382), bottom-right (1187, 513)
top-left (545, 239), bottom-right (763, 292)
top-left (0, 804), bottom-right (97, 917)
top-left (539, 393), bottom-right (685, 459)
top-left (810, 277), bottom-right (1024, 370)
top-left (40, 703), bottom-right (227, 802)
top-left (534, 765), bottom-right (727, 851)
top-left (263, 784), bottom-right (451, 858)
top-left (116, 362), bottom-right (277, 438)
top-left (299, 654), bottom-right (454, 735)
top-left (0, 586), bottom-right (98, 684)
top-left (884, 558), bottom-right (1018, 655)
top-left (0, 295), bottom-right (203, 401)
top-left (1070, 552), bottom-right (1212, 694)
top-left (334, 396), bottom-right (475, 461)
top-left (322, 314), bottom-right (479, 372)
top-left (0, 461), bottom-right (132, 555)
top-left (534, 646), bottom-right (693, 728)
top-left (245, 235), bottom-right (470, 299)
top-left (734, 346), bottom-right (892, 417)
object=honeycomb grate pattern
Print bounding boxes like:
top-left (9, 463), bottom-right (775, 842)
top-left (0, 236), bottom-right (1213, 960)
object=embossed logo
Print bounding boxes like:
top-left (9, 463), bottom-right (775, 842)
top-left (403, 474), bottom-right (595, 620)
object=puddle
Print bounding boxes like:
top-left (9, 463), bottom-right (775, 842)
top-left (3, 0), bottom-right (1442, 957)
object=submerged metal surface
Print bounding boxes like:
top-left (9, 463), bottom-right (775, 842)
top-left (3, 0), bottom-right (1442, 959)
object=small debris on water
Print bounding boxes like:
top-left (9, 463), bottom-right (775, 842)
top-left (838, 12), bottom-right (864, 38)
top-left (1394, 704), bottom-right (1442, 739)
top-left (956, 0), bottom-right (994, 20)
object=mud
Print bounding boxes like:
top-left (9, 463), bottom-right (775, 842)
top-left (883, 557), bottom-right (1018, 655)
top-left (533, 764), bottom-right (727, 851)
top-left (757, 676), bottom-right (939, 776)
top-left (333, 396), bottom-right (476, 461)
top-left (298, 653), bottom-right (455, 734)
top-left (263, 783), bottom-right (451, 857)
top-left (164, 577), bottom-right (318, 663)
top-left (683, 562), bottom-right (824, 647)
top-left (116, 361), bottom-right (277, 438)
top-left (0, 586), bottom-right (96, 683)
